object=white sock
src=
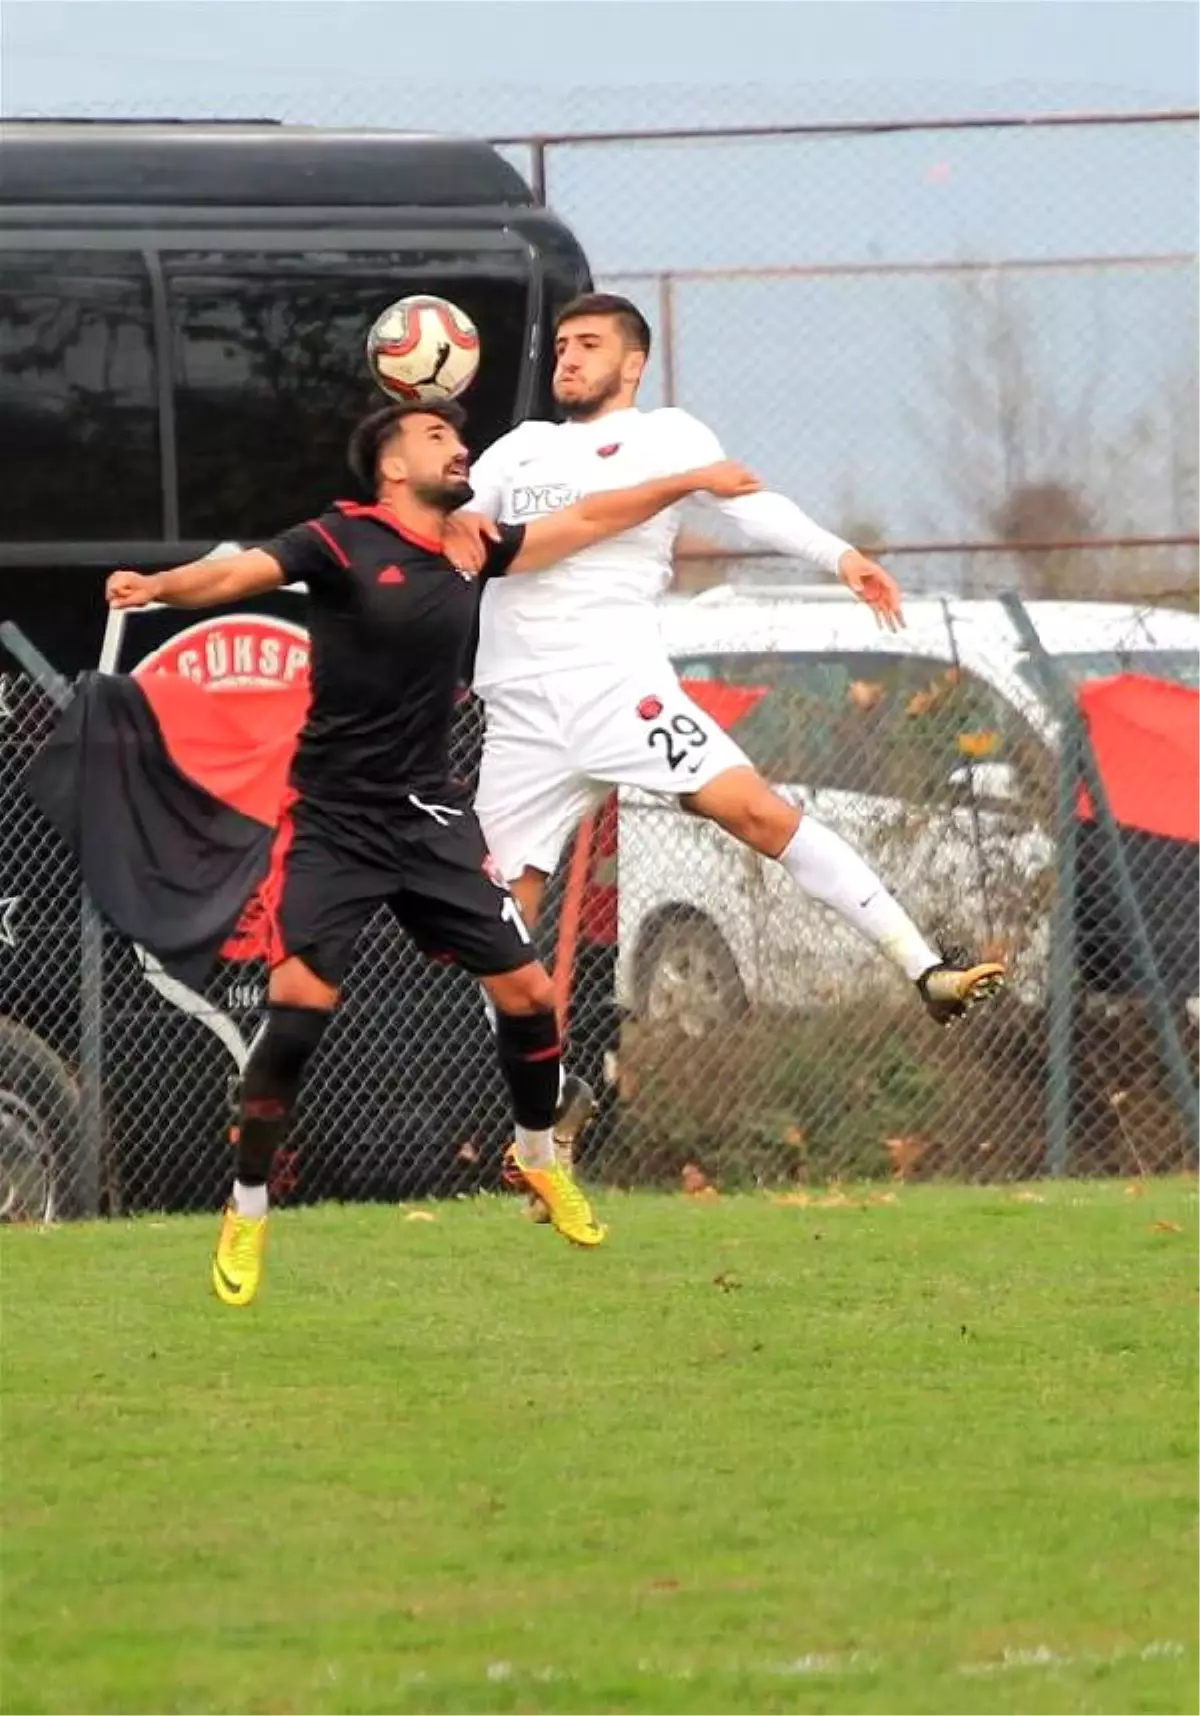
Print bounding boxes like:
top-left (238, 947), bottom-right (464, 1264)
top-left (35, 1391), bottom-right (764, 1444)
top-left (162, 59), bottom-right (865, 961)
top-left (514, 1124), bottom-right (556, 1169)
top-left (777, 816), bottom-right (939, 983)
top-left (481, 985), bottom-right (565, 1104)
top-left (232, 1179), bottom-right (268, 1218)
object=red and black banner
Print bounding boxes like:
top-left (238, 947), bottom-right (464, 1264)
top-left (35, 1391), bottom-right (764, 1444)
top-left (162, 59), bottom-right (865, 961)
top-left (1075, 674), bottom-right (1199, 1000)
top-left (25, 671), bottom-right (308, 990)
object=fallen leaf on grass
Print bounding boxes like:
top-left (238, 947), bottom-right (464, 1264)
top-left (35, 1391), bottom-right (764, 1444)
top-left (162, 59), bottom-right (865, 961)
top-left (1151, 1220), bottom-right (1184, 1235)
top-left (1124, 1182), bottom-right (1148, 1198)
top-left (403, 1210), bottom-right (438, 1223)
top-left (712, 1272), bottom-right (742, 1292)
top-left (647, 1577), bottom-right (681, 1593)
top-left (885, 1135), bottom-right (925, 1181)
top-left (774, 1189), bottom-right (897, 1211)
top-left (682, 1163), bottom-right (718, 1198)
top-left (1011, 1191), bottom-right (1045, 1204)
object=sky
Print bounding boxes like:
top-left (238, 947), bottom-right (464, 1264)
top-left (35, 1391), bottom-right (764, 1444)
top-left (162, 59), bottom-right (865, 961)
top-left (2, 1), bottom-right (1196, 118)
top-left (2, 1), bottom-right (1196, 552)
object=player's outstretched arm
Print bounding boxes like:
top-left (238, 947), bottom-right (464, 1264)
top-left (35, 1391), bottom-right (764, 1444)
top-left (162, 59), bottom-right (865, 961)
top-left (660, 408), bottom-right (904, 629)
top-left (712, 488), bottom-right (904, 630)
top-left (106, 550), bottom-right (286, 611)
top-left (507, 462), bottom-right (761, 574)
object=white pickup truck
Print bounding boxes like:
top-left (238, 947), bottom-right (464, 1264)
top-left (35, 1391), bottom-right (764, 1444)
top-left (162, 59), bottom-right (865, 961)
top-left (615, 590), bottom-right (1199, 1035)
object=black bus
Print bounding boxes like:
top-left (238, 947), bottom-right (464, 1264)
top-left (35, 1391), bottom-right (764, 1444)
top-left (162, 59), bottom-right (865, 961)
top-left (0, 121), bottom-right (607, 1219)
top-left (0, 119), bottom-right (591, 663)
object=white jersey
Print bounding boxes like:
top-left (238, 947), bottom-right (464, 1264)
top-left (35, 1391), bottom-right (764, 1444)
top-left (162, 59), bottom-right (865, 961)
top-left (468, 406), bottom-right (852, 691)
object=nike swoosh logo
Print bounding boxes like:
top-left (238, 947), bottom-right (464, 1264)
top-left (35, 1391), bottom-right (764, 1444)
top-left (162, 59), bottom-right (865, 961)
top-left (214, 1259), bottom-right (243, 1295)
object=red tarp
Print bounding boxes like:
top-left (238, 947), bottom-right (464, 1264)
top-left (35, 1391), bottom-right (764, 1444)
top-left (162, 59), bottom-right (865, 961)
top-left (1077, 673), bottom-right (1199, 845)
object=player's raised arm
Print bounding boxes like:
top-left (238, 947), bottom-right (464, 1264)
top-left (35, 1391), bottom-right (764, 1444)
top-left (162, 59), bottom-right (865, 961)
top-left (105, 514), bottom-right (352, 610)
top-left (715, 489), bottom-right (904, 631)
top-left (505, 461), bottom-right (762, 574)
top-left (660, 408), bottom-right (904, 631)
top-left (106, 549), bottom-right (285, 611)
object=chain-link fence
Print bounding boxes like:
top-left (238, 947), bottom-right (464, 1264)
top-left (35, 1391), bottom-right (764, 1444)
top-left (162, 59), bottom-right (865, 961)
top-left (2, 587), bottom-right (1196, 1220)
top-left (5, 101), bottom-right (1197, 603)
top-left (0, 664), bottom-right (561, 1219)
top-left (528, 112), bottom-right (1198, 605)
top-left (0, 104), bottom-right (1196, 1214)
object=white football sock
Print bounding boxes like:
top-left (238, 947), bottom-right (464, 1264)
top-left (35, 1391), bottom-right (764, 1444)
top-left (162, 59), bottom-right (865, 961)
top-left (232, 1179), bottom-right (268, 1219)
top-left (514, 1124), bottom-right (556, 1169)
top-left (481, 984), bottom-right (565, 1104)
top-left (777, 816), bottom-right (939, 983)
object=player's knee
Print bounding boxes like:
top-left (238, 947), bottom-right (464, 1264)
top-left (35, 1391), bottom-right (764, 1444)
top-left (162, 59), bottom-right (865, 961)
top-left (484, 960), bottom-right (556, 1017)
top-left (700, 781), bottom-right (799, 857)
top-left (744, 794), bottom-right (801, 857)
top-left (269, 956), bottom-right (340, 1011)
top-left (512, 867), bottom-right (548, 928)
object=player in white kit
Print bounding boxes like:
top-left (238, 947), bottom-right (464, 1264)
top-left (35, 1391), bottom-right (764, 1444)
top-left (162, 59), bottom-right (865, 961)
top-left (457, 296), bottom-right (1005, 1234)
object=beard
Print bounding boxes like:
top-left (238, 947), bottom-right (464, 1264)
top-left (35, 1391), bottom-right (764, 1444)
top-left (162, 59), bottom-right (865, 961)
top-left (555, 368), bottom-right (625, 421)
top-left (413, 475), bottom-right (475, 513)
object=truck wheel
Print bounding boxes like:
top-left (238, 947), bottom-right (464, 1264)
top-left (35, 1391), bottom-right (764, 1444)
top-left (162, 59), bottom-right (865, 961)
top-left (636, 913), bottom-right (748, 1039)
top-left (0, 1021), bottom-right (84, 1222)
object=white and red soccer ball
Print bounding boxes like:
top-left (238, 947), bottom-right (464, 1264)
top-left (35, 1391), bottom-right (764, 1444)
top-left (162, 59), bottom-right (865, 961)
top-left (366, 295), bottom-right (481, 404)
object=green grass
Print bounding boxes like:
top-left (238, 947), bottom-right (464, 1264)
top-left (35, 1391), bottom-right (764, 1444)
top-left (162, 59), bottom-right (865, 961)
top-left (2, 1182), bottom-right (1196, 1716)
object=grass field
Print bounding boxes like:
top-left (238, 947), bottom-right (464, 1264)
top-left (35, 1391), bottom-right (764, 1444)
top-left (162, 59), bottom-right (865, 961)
top-left (2, 1182), bottom-right (1196, 1716)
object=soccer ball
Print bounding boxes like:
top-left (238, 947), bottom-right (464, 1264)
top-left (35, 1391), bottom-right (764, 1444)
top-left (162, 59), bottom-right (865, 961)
top-left (366, 295), bottom-right (481, 404)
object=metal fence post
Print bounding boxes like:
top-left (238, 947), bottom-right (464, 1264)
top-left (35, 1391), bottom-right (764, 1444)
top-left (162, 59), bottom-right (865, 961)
top-left (529, 136), bottom-right (548, 205)
top-left (0, 623), bottom-right (103, 1216)
top-left (1045, 716), bottom-right (1080, 1176)
top-left (658, 272), bottom-right (678, 406)
top-left (1000, 595), bottom-right (1199, 1146)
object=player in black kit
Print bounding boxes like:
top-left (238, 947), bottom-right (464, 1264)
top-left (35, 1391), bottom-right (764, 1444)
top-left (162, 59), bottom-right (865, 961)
top-left (106, 400), bottom-right (760, 1302)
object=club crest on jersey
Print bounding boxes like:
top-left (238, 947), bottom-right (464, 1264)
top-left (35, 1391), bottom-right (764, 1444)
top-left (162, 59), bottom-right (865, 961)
top-left (596, 443), bottom-right (622, 458)
top-left (377, 564), bottom-right (406, 586)
top-left (637, 695), bottom-right (664, 721)
top-left (482, 852), bottom-right (508, 889)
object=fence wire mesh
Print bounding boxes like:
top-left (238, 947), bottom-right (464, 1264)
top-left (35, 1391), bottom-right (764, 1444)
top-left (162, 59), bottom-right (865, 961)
top-left (1, 594), bottom-right (1196, 1223)
top-left (0, 105), bottom-right (1196, 1216)
top-left (5, 102), bottom-right (1197, 606)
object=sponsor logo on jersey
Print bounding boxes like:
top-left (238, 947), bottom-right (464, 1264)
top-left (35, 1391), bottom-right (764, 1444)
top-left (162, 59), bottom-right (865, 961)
top-left (509, 482), bottom-right (580, 519)
top-left (131, 615), bottom-right (312, 690)
top-left (596, 443), bottom-right (622, 458)
top-left (637, 695), bottom-right (664, 721)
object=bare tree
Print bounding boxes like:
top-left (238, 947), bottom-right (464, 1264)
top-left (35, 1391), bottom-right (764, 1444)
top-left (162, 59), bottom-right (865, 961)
top-left (909, 267), bottom-right (1196, 601)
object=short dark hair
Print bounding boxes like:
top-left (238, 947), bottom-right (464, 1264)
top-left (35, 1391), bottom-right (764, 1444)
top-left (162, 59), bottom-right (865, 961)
top-left (555, 292), bottom-right (651, 356)
top-left (346, 399), bottom-right (466, 495)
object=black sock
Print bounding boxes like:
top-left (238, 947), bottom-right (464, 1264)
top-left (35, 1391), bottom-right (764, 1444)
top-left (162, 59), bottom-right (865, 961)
top-left (494, 1007), bottom-right (560, 1132)
top-left (236, 1005), bottom-right (330, 1187)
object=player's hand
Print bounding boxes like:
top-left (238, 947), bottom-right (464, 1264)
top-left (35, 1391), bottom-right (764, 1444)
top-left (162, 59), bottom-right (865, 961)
top-left (105, 571), bottom-right (159, 610)
top-left (838, 551), bottom-right (904, 632)
top-left (690, 461), bottom-right (763, 500)
top-left (443, 511), bottom-right (501, 576)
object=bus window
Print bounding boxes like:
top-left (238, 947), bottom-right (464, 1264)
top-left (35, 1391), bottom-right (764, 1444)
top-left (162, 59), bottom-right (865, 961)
top-left (166, 252), bottom-right (530, 538)
top-left (0, 250), bottom-right (161, 541)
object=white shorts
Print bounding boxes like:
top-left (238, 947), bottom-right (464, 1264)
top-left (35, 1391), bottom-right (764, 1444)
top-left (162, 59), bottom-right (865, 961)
top-left (475, 661), bottom-right (751, 880)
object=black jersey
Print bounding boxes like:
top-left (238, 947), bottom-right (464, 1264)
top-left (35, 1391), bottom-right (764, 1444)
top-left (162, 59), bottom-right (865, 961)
top-left (262, 502), bottom-right (524, 804)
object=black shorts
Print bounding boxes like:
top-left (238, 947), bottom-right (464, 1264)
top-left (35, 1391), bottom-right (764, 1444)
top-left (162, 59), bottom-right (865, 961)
top-left (268, 787), bottom-right (538, 988)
